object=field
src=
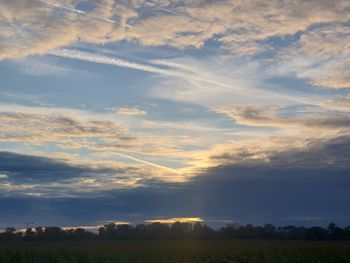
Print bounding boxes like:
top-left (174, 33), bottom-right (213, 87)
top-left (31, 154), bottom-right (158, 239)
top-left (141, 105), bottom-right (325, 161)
top-left (0, 240), bottom-right (350, 263)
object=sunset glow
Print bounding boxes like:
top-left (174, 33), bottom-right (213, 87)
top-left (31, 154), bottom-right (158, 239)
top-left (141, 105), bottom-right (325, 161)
top-left (145, 218), bottom-right (204, 224)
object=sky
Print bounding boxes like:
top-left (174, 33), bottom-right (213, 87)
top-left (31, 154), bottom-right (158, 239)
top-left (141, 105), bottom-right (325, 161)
top-left (0, 0), bottom-right (350, 229)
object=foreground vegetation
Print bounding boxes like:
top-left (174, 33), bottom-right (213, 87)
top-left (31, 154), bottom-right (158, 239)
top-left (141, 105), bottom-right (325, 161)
top-left (0, 240), bottom-right (350, 263)
top-left (2, 222), bottom-right (350, 262)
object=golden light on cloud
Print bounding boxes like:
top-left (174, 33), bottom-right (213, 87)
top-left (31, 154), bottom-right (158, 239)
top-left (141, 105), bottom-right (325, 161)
top-left (113, 221), bottom-right (130, 225)
top-left (144, 217), bottom-right (204, 224)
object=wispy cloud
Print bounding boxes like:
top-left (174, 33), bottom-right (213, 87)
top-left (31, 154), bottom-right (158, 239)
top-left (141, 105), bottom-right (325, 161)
top-left (7, 57), bottom-right (91, 77)
top-left (50, 48), bottom-right (331, 110)
top-left (114, 107), bottom-right (147, 116)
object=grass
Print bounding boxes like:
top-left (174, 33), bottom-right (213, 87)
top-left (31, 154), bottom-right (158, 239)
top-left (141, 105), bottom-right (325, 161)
top-left (0, 240), bottom-right (350, 262)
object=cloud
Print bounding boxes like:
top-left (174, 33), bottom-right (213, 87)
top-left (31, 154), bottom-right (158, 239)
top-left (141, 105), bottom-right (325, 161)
top-left (0, 104), bottom-right (196, 160)
top-left (0, 150), bottom-right (190, 198)
top-left (1, 0), bottom-right (349, 60)
top-left (8, 0), bottom-right (344, 96)
top-left (0, 105), bottom-right (198, 184)
top-left (49, 48), bottom-right (257, 103)
top-left (327, 94), bottom-right (350, 110)
top-left (5, 102), bottom-right (338, 181)
top-left (147, 57), bottom-right (339, 109)
top-left (1, 134), bottom-right (350, 227)
top-left (185, 0), bottom-right (349, 53)
top-left (215, 105), bottom-right (350, 130)
top-left (5, 105), bottom-right (349, 200)
top-left (182, 110), bottom-right (350, 172)
top-left (206, 135), bottom-right (350, 169)
top-left (32, 47), bottom-right (345, 112)
top-left (115, 107), bottom-right (146, 116)
top-left (277, 24), bottom-right (350, 89)
top-left (47, 48), bottom-right (308, 113)
top-left (0, 151), bottom-right (130, 185)
top-left (0, 110), bottom-right (128, 143)
top-left (5, 57), bottom-right (92, 77)
top-left (0, 132), bottom-right (349, 227)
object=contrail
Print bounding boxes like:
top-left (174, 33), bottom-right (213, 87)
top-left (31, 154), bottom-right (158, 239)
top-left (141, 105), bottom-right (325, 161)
top-left (44, 1), bottom-right (133, 28)
top-left (144, 2), bottom-right (197, 22)
top-left (46, 2), bottom-right (86, 14)
top-left (49, 48), bottom-right (243, 89)
top-left (49, 49), bottom-right (174, 76)
top-left (0, 20), bottom-right (28, 38)
top-left (113, 152), bottom-right (182, 175)
top-left (10, 23), bottom-right (28, 37)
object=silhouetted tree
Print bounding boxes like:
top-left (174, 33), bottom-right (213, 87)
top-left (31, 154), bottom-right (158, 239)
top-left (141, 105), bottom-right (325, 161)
top-left (98, 223), bottom-right (116, 240)
top-left (1, 227), bottom-right (16, 241)
top-left (148, 222), bottom-right (170, 238)
top-left (305, 226), bottom-right (329, 240)
top-left (278, 225), bottom-right (306, 240)
top-left (41, 227), bottom-right (66, 240)
top-left (2, 221), bottom-right (350, 242)
top-left (66, 228), bottom-right (94, 240)
top-left (219, 224), bottom-right (239, 239)
top-left (171, 222), bottom-right (191, 238)
top-left (24, 228), bottom-right (35, 240)
top-left (328, 222), bottom-right (346, 240)
top-left (263, 224), bottom-right (277, 239)
top-left (116, 224), bottom-right (134, 239)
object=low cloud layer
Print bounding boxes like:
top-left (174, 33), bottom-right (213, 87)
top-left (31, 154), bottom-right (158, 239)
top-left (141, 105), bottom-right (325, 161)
top-left (0, 151), bottom-right (145, 198)
top-left (208, 135), bottom-right (350, 169)
top-left (1, 134), bottom-right (350, 227)
top-left (0, 151), bottom-right (128, 184)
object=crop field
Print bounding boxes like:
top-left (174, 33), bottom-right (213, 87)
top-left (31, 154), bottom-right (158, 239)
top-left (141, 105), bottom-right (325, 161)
top-left (0, 240), bottom-right (350, 263)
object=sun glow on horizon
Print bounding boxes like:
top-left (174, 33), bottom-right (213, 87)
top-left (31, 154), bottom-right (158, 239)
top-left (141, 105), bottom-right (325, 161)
top-left (144, 217), bottom-right (204, 224)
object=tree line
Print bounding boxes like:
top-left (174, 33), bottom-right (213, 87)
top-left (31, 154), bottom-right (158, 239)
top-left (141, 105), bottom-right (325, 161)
top-left (1, 222), bottom-right (350, 241)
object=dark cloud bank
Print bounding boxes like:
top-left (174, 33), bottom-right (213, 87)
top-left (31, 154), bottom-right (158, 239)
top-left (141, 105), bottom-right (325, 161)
top-left (0, 135), bottom-right (350, 228)
top-left (0, 151), bottom-right (130, 184)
